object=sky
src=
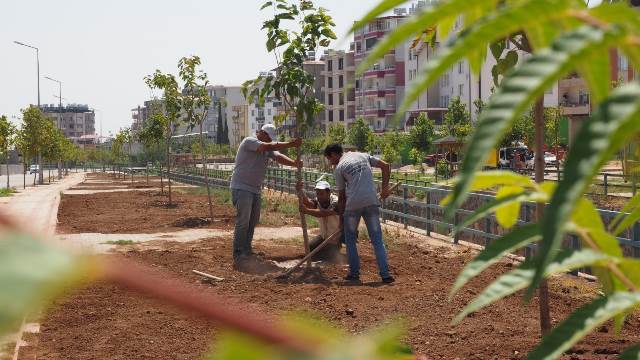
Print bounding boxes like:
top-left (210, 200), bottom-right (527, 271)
top-left (2, 0), bottom-right (604, 137)
top-left (1, 0), bottom-right (381, 137)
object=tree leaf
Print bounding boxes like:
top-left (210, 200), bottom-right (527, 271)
top-left (577, 48), bottom-right (611, 104)
top-left (393, 0), bottom-right (577, 128)
top-left (453, 249), bottom-right (616, 325)
top-left (450, 223), bottom-right (541, 299)
top-left (495, 186), bottom-right (524, 229)
top-left (610, 192), bottom-right (640, 235)
top-left (525, 292), bottom-right (640, 360)
top-left (617, 344), bottom-right (640, 360)
top-left (0, 231), bottom-right (91, 336)
top-left (350, 0), bottom-right (409, 35)
top-left (357, 0), bottom-right (489, 75)
top-left (451, 192), bottom-right (545, 235)
top-left (532, 81), bottom-right (640, 299)
top-left (447, 25), bottom-right (624, 219)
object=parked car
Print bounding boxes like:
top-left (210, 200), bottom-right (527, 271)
top-left (499, 147), bottom-right (534, 170)
top-left (544, 152), bottom-right (558, 167)
top-left (29, 165), bottom-right (39, 174)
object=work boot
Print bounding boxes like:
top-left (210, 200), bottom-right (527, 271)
top-left (381, 276), bottom-right (395, 284)
top-left (344, 274), bottom-right (361, 284)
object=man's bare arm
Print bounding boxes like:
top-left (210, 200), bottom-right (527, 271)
top-left (295, 181), bottom-right (315, 208)
top-left (274, 153), bottom-right (302, 168)
top-left (256, 138), bottom-right (302, 153)
top-left (300, 207), bottom-right (337, 218)
top-left (375, 159), bottom-right (391, 199)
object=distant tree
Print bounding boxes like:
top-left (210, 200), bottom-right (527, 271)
top-left (178, 55), bottom-right (214, 220)
top-left (443, 97), bottom-right (472, 141)
top-left (18, 107), bottom-right (49, 186)
top-left (347, 118), bottom-right (373, 152)
top-left (408, 113), bottom-right (435, 154)
top-left (327, 124), bottom-right (346, 144)
top-left (145, 71), bottom-right (182, 206)
top-left (0, 115), bottom-right (16, 188)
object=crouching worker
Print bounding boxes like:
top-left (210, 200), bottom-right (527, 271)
top-left (296, 180), bottom-right (342, 261)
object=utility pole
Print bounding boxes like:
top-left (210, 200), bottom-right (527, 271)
top-left (45, 76), bottom-right (63, 179)
top-left (14, 41), bottom-right (43, 184)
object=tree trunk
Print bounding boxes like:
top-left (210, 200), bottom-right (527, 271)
top-left (38, 153), bottom-right (43, 185)
top-left (200, 122), bottom-right (214, 220)
top-left (294, 118), bottom-right (311, 268)
top-left (159, 144), bottom-right (164, 194)
top-left (534, 98), bottom-right (551, 336)
top-left (23, 164), bottom-right (26, 189)
top-left (6, 153), bottom-right (9, 189)
top-left (166, 131), bottom-right (173, 206)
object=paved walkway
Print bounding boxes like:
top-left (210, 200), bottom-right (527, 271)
top-left (0, 173), bottom-right (86, 237)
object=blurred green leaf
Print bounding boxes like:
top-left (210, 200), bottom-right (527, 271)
top-left (453, 249), bottom-right (615, 325)
top-left (450, 223), bottom-right (541, 299)
top-left (495, 186), bottom-right (524, 229)
top-left (533, 81), bottom-right (640, 298)
top-left (0, 231), bottom-right (90, 336)
top-left (526, 292), bottom-right (640, 360)
top-left (617, 343), bottom-right (640, 360)
top-left (447, 25), bottom-right (623, 219)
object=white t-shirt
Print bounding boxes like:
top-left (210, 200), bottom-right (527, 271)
top-left (312, 194), bottom-right (340, 240)
top-left (334, 152), bottom-right (380, 211)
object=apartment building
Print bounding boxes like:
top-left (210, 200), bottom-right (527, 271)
top-left (559, 49), bottom-right (636, 142)
top-left (405, 19), bottom-right (559, 128)
top-left (131, 99), bottom-right (164, 132)
top-left (41, 104), bottom-right (96, 143)
top-left (353, 14), bottom-right (408, 132)
top-left (203, 85), bottom-right (246, 144)
top-left (230, 104), bottom-right (249, 146)
top-left (322, 49), bottom-right (356, 130)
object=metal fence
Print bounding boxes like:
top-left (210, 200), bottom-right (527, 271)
top-left (166, 166), bottom-right (640, 260)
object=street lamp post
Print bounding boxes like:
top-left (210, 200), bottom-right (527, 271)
top-left (14, 40), bottom-right (44, 184)
top-left (45, 76), bottom-right (63, 180)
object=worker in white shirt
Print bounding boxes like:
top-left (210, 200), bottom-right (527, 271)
top-left (296, 180), bottom-right (342, 260)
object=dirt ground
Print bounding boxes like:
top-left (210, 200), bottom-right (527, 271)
top-left (31, 174), bottom-right (640, 359)
top-left (57, 189), bottom-right (237, 234)
top-left (28, 237), bottom-right (640, 360)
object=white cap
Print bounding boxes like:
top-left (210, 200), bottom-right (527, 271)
top-left (314, 181), bottom-right (331, 190)
top-left (261, 124), bottom-right (277, 142)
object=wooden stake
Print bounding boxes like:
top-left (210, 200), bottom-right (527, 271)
top-left (192, 270), bottom-right (224, 282)
top-left (295, 146), bottom-right (311, 269)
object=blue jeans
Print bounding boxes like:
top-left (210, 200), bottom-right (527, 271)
top-left (232, 189), bottom-right (261, 260)
top-left (343, 205), bottom-right (391, 279)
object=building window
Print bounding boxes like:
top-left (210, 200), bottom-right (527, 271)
top-left (620, 55), bottom-right (629, 72)
top-left (328, 94), bottom-right (334, 105)
top-left (339, 110), bottom-right (345, 121)
top-left (251, 110), bottom-right (255, 116)
top-left (339, 75), bottom-right (344, 88)
top-left (267, 109), bottom-right (271, 115)
top-left (328, 60), bottom-right (333, 71)
top-left (355, 79), bottom-right (361, 90)
top-left (339, 93), bottom-right (344, 106)
top-left (458, 61), bottom-right (463, 74)
top-left (458, 84), bottom-right (464, 97)
top-left (377, 120), bottom-right (381, 129)
top-left (328, 77), bottom-right (333, 89)
top-left (328, 111), bottom-right (334, 122)
top-left (338, 58), bottom-right (344, 70)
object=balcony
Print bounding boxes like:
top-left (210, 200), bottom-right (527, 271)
top-left (561, 103), bottom-right (590, 116)
top-left (559, 76), bottom-right (586, 89)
